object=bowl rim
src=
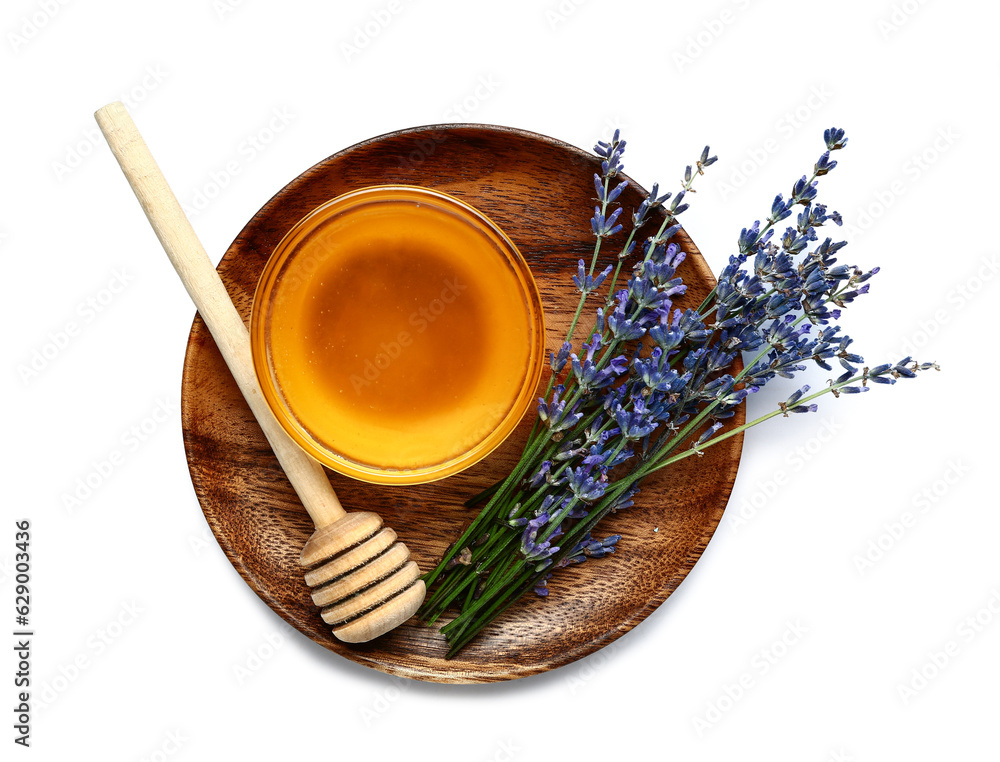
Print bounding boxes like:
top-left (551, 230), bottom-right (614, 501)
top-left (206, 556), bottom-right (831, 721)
top-left (249, 183), bottom-right (547, 485)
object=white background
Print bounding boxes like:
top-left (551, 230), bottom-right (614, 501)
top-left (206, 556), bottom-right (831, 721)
top-left (4, 0), bottom-right (997, 759)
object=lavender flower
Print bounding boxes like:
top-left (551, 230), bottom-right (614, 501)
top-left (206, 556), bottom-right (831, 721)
top-left (420, 127), bottom-right (937, 658)
top-left (573, 261), bottom-right (613, 293)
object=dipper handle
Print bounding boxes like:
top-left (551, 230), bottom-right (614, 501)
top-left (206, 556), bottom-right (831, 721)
top-left (95, 101), bottom-right (345, 529)
top-left (96, 101), bottom-right (426, 643)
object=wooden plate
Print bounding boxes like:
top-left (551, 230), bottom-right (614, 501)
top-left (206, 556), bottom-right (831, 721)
top-left (181, 125), bottom-right (744, 683)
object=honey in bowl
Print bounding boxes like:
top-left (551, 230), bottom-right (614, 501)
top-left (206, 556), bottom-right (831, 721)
top-left (251, 186), bottom-right (545, 484)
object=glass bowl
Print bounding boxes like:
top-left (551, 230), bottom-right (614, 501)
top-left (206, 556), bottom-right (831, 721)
top-left (250, 185), bottom-right (545, 485)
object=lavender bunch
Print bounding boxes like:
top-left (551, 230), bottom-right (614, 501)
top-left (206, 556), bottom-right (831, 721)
top-left (419, 129), bottom-right (937, 656)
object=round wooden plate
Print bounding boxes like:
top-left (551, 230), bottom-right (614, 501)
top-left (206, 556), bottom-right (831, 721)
top-left (181, 125), bottom-right (744, 683)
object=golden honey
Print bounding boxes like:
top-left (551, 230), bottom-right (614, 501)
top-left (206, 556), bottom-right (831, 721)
top-left (251, 186), bottom-right (545, 484)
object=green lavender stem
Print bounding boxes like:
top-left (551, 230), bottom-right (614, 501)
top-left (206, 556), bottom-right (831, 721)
top-left (429, 369), bottom-right (875, 651)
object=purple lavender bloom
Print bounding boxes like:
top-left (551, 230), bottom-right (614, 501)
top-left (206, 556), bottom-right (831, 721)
top-left (538, 384), bottom-right (583, 433)
top-left (529, 461), bottom-right (552, 488)
top-left (814, 151), bottom-right (838, 176)
top-left (591, 206), bottom-right (625, 237)
top-left (791, 175), bottom-right (819, 204)
top-left (550, 341), bottom-right (572, 373)
top-left (780, 385), bottom-right (817, 414)
top-left (573, 260), bottom-right (613, 293)
top-left (824, 127), bottom-right (848, 150)
top-left (633, 182), bottom-right (672, 227)
top-left (612, 399), bottom-right (658, 441)
top-left (770, 194), bottom-right (793, 223)
top-left (607, 300), bottom-right (646, 341)
top-left (865, 363), bottom-right (896, 385)
top-left (519, 510), bottom-right (559, 561)
top-left (533, 573), bottom-right (553, 596)
top-left (567, 467), bottom-right (607, 502)
top-left (695, 421), bottom-right (724, 447)
top-left (583, 534), bottom-right (621, 558)
top-left (610, 483), bottom-right (640, 513)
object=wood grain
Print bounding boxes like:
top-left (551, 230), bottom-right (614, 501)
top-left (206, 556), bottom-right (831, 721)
top-left (181, 125), bottom-right (745, 683)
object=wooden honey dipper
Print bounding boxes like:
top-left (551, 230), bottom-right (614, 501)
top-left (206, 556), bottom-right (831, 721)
top-left (95, 101), bottom-right (426, 642)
